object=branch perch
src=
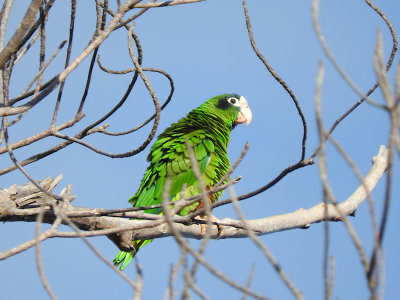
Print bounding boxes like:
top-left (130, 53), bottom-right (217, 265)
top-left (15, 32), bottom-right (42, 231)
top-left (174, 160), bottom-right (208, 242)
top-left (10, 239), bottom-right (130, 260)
top-left (0, 146), bottom-right (388, 254)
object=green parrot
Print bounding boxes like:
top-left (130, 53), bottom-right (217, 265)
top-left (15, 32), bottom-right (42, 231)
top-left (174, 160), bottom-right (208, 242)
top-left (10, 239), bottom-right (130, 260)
top-left (113, 93), bottom-right (252, 270)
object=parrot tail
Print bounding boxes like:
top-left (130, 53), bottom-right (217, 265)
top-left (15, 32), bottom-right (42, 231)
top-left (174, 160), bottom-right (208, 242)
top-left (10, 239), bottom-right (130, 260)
top-left (113, 239), bottom-right (152, 270)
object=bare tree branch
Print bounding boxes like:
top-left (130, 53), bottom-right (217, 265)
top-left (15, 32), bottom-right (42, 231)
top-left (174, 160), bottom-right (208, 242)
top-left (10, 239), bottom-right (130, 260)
top-left (132, 0), bottom-right (205, 8)
top-left (0, 1), bottom-right (398, 299)
top-left (0, 145), bottom-right (388, 251)
top-left (0, 0), bottom-right (42, 68)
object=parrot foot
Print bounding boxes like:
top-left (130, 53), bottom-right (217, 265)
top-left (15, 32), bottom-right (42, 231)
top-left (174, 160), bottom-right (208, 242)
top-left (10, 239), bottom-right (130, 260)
top-left (195, 214), bottom-right (223, 238)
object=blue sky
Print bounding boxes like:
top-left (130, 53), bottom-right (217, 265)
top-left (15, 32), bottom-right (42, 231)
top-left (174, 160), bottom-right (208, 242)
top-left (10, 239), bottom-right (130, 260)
top-left (1, 1), bottom-right (399, 299)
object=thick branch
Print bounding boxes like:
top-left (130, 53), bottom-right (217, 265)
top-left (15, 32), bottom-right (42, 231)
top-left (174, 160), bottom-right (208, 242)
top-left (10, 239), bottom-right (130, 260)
top-left (0, 0), bottom-right (42, 68)
top-left (0, 146), bottom-right (388, 253)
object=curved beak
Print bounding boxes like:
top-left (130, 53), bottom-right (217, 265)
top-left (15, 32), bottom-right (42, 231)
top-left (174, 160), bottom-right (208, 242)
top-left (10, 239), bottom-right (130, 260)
top-left (235, 97), bottom-right (252, 126)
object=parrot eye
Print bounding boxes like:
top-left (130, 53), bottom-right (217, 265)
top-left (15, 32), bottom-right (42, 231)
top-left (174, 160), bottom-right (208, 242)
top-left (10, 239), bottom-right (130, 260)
top-left (228, 97), bottom-right (238, 105)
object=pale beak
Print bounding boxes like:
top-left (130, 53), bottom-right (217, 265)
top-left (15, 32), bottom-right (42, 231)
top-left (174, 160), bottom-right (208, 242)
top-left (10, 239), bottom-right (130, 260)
top-left (235, 104), bottom-right (252, 126)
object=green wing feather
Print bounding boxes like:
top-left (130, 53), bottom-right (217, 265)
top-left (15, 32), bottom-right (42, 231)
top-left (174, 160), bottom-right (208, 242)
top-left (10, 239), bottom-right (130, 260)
top-left (113, 130), bottom-right (230, 270)
top-left (130, 129), bottom-right (226, 213)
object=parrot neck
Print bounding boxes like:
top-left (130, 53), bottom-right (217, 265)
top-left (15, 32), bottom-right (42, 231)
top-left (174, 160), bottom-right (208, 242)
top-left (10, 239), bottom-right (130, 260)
top-left (186, 111), bottom-right (232, 147)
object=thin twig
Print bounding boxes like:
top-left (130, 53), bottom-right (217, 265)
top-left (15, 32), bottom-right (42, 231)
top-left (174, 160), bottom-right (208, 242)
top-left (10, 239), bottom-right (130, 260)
top-left (51, 0), bottom-right (76, 126)
top-left (229, 187), bottom-right (303, 300)
top-left (0, 113), bottom-right (85, 154)
top-left (184, 141), bottom-right (214, 281)
top-left (166, 252), bottom-right (185, 300)
top-left (242, 0), bottom-right (307, 161)
top-left (0, 0), bottom-right (42, 68)
top-left (0, 122), bottom-right (105, 176)
top-left (310, 0), bottom-right (398, 160)
top-left (13, 0), bottom-right (56, 64)
top-left (161, 183), bottom-right (271, 300)
top-left (46, 22), bottom-right (161, 158)
top-left (311, 0), bottom-right (382, 108)
top-left (131, 0), bottom-right (205, 8)
top-left (35, 210), bottom-right (58, 300)
top-left (314, 62), bottom-right (371, 287)
top-left (368, 30), bottom-right (398, 293)
top-left (133, 261), bottom-right (144, 300)
top-left (241, 263), bottom-right (256, 300)
top-left (96, 57), bottom-right (174, 136)
top-left (0, 1), bottom-right (14, 53)
top-left (20, 40), bottom-right (67, 99)
top-left (315, 62), bottom-right (334, 300)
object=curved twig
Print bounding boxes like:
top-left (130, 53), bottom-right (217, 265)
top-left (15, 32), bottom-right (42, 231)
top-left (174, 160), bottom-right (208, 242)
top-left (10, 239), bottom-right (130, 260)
top-left (310, 0), bottom-right (398, 160)
top-left (96, 57), bottom-right (174, 136)
top-left (242, 0), bottom-right (307, 161)
top-left (50, 0), bottom-right (76, 126)
top-left (311, 0), bottom-right (382, 108)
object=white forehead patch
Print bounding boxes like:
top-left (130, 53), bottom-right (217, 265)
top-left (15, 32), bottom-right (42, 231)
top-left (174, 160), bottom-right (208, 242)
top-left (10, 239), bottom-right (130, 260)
top-left (239, 96), bottom-right (248, 105)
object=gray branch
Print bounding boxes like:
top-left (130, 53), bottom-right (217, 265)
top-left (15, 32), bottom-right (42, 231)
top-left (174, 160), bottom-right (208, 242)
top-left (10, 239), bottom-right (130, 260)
top-left (0, 146), bottom-right (388, 253)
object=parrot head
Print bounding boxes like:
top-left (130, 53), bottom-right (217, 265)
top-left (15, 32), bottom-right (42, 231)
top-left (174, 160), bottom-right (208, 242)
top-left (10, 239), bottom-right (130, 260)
top-left (196, 93), bottom-right (252, 129)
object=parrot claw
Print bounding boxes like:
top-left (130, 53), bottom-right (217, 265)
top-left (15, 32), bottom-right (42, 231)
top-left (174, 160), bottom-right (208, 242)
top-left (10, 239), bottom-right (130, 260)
top-left (195, 214), bottom-right (223, 238)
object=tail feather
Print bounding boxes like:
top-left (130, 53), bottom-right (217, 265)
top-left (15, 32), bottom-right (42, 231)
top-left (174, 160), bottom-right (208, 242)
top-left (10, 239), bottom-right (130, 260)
top-left (113, 250), bottom-right (135, 270)
top-left (113, 239), bottom-right (152, 270)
